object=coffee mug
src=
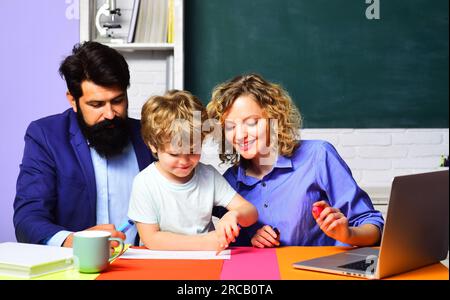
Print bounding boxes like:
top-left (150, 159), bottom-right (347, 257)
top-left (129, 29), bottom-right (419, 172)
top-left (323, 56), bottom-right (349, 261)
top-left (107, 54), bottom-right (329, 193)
top-left (73, 230), bottom-right (124, 273)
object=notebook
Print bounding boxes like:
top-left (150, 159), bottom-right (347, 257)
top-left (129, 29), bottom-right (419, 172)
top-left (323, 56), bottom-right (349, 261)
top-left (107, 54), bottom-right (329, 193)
top-left (0, 242), bottom-right (74, 278)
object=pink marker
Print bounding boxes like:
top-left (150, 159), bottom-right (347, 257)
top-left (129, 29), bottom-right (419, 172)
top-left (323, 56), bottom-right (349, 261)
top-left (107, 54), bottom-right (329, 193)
top-left (312, 206), bottom-right (324, 219)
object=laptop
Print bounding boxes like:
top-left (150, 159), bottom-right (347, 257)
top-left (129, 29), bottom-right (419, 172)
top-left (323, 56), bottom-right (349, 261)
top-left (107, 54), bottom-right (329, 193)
top-left (293, 170), bottom-right (449, 279)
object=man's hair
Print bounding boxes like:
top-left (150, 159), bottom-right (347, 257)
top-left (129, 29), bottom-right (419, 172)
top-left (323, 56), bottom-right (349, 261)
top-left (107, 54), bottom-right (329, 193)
top-left (59, 41), bottom-right (130, 100)
top-left (141, 90), bottom-right (209, 158)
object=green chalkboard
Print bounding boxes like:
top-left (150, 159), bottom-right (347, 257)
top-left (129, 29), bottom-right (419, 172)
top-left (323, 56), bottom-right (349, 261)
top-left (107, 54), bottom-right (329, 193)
top-left (185, 0), bottom-right (449, 128)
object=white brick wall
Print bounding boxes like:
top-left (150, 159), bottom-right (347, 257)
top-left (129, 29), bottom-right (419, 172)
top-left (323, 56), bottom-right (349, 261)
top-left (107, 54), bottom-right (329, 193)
top-left (392, 130), bottom-right (444, 145)
top-left (125, 51), bottom-right (172, 119)
top-left (301, 129), bottom-right (449, 187)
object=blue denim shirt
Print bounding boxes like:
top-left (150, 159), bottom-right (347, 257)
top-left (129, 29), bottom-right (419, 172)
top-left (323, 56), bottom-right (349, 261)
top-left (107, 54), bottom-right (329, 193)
top-left (223, 140), bottom-right (384, 246)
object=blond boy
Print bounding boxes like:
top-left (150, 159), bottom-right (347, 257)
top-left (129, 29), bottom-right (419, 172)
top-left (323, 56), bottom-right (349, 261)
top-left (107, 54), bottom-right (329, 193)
top-left (128, 90), bottom-right (258, 252)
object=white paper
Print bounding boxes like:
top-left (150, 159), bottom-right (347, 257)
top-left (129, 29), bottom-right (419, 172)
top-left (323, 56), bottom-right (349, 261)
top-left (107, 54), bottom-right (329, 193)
top-left (120, 248), bottom-right (231, 260)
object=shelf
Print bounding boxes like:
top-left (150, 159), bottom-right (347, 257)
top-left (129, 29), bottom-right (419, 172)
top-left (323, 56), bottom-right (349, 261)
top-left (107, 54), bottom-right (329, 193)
top-left (79, 0), bottom-right (184, 91)
top-left (104, 43), bottom-right (175, 51)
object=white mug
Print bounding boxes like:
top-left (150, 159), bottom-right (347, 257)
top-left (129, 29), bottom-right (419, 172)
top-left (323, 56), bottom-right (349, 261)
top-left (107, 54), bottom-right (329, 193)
top-left (73, 230), bottom-right (124, 273)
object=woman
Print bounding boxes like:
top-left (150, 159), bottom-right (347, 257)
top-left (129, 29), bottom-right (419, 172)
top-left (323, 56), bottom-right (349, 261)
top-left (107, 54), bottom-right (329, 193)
top-left (207, 74), bottom-right (384, 247)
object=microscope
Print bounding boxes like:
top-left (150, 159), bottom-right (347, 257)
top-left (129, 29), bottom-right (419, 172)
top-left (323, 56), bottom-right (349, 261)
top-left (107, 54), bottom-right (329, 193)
top-left (95, 0), bottom-right (122, 40)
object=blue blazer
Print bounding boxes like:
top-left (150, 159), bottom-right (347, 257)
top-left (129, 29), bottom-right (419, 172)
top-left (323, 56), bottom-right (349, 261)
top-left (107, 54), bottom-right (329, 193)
top-left (14, 109), bottom-right (154, 244)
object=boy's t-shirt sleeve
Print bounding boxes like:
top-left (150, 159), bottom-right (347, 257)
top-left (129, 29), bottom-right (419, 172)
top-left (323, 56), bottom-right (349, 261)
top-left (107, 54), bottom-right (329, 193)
top-left (211, 166), bottom-right (237, 208)
top-left (127, 173), bottom-right (159, 225)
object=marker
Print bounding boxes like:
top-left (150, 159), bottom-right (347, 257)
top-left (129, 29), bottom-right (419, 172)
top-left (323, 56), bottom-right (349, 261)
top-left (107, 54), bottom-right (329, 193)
top-left (118, 219), bottom-right (135, 233)
top-left (273, 227), bottom-right (280, 236)
top-left (272, 227), bottom-right (281, 246)
top-left (312, 206), bottom-right (325, 219)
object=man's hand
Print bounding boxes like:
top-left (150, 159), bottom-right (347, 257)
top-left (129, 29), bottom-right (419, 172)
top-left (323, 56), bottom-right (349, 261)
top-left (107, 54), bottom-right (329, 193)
top-left (62, 224), bottom-right (126, 248)
top-left (250, 225), bottom-right (280, 248)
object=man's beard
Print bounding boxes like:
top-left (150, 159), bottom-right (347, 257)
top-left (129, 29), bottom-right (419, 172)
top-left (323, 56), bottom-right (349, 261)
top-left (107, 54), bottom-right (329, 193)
top-left (76, 105), bottom-right (131, 157)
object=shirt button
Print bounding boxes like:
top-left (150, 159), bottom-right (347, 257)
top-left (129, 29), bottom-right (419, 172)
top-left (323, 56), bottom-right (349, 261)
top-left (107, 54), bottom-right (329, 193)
top-left (262, 182), bottom-right (266, 187)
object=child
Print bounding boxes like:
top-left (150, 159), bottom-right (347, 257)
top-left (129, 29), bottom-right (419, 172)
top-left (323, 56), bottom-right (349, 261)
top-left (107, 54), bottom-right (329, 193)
top-left (128, 90), bottom-right (258, 251)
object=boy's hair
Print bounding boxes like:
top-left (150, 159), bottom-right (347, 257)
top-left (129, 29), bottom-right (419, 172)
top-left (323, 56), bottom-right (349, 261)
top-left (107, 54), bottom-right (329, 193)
top-left (141, 90), bottom-right (209, 158)
top-left (206, 73), bottom-right (302, 165)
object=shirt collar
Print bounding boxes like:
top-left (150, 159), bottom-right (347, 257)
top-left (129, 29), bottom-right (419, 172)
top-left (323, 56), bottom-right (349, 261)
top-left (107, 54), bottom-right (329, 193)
top-left (236, 154), bottom-right (294, 186)
top-left (274, 154), bottom-right (293, 169)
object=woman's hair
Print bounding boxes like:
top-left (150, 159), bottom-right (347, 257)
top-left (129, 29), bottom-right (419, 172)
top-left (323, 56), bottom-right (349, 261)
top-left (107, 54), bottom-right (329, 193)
top-left (141, 90), bottom-right (209, 158)
top-left (206, 73), bottom-right (302, 164)
top-left (59, 41), bottom-right (130, 101)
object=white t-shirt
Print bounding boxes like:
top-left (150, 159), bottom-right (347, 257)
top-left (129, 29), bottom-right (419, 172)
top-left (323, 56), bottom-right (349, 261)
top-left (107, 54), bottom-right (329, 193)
top-left (128, 162), bottom-right (237, 235)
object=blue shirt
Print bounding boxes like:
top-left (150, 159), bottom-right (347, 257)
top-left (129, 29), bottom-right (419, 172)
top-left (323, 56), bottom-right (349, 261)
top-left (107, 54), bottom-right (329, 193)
top-left (91, 143), bottom-right (140, 245)
top-left (223, 140), bottom-right (384, 246)
top-left (47, 143), bottom-right (140, 246)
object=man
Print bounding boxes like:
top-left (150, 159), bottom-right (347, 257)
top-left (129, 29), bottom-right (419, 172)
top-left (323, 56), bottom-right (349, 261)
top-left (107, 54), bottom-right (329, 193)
top-left (13, 41), bottom-right (154, 247)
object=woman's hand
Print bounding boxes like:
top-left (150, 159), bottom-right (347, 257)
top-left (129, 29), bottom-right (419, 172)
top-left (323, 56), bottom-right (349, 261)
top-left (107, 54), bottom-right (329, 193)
top-left (313, 201), bottom-right (351, 244)
top-left (251, 225), bottom-right (280, 248)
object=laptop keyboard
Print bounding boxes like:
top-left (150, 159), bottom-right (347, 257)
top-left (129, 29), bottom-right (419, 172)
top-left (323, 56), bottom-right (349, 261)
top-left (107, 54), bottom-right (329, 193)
top-left (338, 260), bottom-right (375, 272)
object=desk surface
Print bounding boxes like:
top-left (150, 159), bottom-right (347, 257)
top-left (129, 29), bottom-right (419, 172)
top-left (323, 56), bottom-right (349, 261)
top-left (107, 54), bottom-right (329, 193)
top-left (1, 247), bottom-right (448, 280)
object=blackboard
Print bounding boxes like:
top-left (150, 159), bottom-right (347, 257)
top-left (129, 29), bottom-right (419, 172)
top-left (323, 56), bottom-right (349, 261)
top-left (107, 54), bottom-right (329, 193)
top-left (185, 0), bottom-right (449, 128)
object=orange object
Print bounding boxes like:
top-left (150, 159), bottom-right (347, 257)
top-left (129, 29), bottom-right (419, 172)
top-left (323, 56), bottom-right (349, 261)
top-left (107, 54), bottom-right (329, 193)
top-left (275, 247), bottom-right (449, 280)
top-left (96, 258), bottom-right (223, 280)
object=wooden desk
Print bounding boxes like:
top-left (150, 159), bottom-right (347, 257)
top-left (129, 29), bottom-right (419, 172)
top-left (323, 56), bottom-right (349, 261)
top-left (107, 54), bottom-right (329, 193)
top-left (276, 247), bottom-right (448, 280)
top-left (1, 247), bottom-right (447, 280)
top-left (97, 246), bottom-right (449, 280)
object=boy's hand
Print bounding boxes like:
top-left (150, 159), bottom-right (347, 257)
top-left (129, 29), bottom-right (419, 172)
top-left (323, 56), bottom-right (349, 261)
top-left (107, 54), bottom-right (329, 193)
top-left (251, 225), bottom-right (280, 248)
top-left (313, 201), bottom-right (351, 243)
top-left (215, 211), bottom-right (240, 252)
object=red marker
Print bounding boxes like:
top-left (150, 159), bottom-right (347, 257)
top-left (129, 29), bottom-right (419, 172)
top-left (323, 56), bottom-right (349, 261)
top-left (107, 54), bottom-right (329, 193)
top-left (312, 206), bottom-right (324, 219)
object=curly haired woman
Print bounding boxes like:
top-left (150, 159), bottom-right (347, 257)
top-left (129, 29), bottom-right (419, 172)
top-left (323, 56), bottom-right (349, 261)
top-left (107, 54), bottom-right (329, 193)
top-left (207, 74), bottom-right (384, 247)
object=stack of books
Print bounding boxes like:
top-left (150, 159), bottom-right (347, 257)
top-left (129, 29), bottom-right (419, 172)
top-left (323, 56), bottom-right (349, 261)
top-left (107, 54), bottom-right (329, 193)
top-left (128, 0), bottom-right (175, 44)
top-left (0, 242), bottom-right (74, 278)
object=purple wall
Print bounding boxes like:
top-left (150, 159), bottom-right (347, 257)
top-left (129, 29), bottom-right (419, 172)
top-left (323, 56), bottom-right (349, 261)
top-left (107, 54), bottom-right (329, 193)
top-left (0, 0), bottom-right (79, 242)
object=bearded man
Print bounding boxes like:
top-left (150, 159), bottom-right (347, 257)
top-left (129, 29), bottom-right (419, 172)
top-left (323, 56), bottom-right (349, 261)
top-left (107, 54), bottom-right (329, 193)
top-left (14, 41), bottom-right (154, 247)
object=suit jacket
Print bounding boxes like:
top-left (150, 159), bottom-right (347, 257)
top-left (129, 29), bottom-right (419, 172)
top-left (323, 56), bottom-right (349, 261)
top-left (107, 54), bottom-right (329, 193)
top-left (13, 109), bottom-right (153, 244)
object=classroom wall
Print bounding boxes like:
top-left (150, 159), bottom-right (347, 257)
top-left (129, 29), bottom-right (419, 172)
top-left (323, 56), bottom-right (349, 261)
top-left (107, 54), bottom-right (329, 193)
top-left (301, 129), bottom-right (449, 185)
top-left (185, 0), bottom-right (449, 128)
top-left (0, 0), bottom-right (79, 243)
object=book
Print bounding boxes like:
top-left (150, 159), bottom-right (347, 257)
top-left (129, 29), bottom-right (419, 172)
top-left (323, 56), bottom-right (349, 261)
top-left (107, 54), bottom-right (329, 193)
top-left (0, 242), bottom-right (74, 278)
top-left (134, 0), bottom-right (150, 43)
top-left (134, 0), bottom-right (169, 43)
top-left (167, 0), bottom-right (174, 43)
top-left (128, 0), bottom-right (141, 43)
top-left (149, 0), bottom-right (168, 43)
